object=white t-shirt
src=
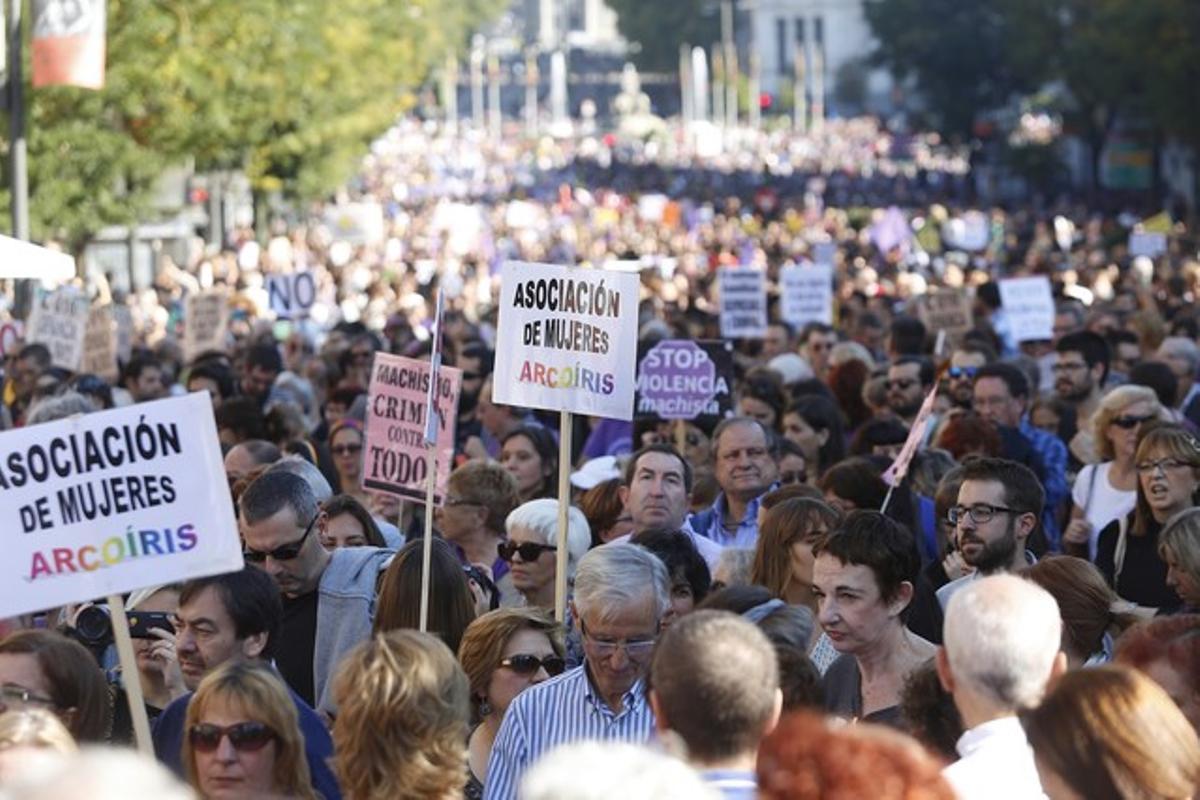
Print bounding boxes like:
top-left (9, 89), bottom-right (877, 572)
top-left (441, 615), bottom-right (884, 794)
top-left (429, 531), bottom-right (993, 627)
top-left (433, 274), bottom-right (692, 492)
top-left (1071, 462), bottom-right (1137, 561)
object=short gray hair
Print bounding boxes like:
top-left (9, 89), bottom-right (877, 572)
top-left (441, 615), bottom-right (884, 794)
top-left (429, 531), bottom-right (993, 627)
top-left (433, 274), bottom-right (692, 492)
top-left (520, 741), bottom-right (719, 800)
top-left (1159, 336), bottom-right (1200, 372)
top-left (505, 498), bottom-right (591, 579)
top-left (265, 455), bottom-right (333, 502)
top-left (25, 392), bottom-right (97, 426)
top-left (943, 574), bottom-right (1062, 711)
top-left (575, 544), bottom-right (670, 623)
top-left (240, 469), bottom-right (319, 526)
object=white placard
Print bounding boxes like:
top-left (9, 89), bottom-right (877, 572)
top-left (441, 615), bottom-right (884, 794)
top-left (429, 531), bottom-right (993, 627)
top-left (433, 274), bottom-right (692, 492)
top-left (943, 212), bottom-right (990, 252)
top-left (0, 393), bottom-right (243, 619)
top-left (780, 263), bottom-right (834, 328)
top-left (718, 268), bottom-right (768, 339)
top-left (325, 202), bottom-right (385, 246)
top-left (266, 272), bottom-right (318, 320)
top-left (493, 261), bottom-right (639, 420)
top-left (1000, 276), bottom-right (1055, 342)
top-left (183, 290), bottom-right (229, 362)
top-left (1128, 231), bottom-right (1167, 259)
top-left (27, 288), bottom-right (89, 371)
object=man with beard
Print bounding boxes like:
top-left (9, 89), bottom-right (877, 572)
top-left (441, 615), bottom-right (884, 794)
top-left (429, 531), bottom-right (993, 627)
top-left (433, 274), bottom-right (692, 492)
top-left (946, 343), bottom-right (996, 410)
top-left (1053, 331), bottom-right (1110, 445)
top-left (886, 356), bottom-right (935, 427)
top-left (688, 418), bottom-right (779, 548)
top-left (238, 343), bottom-right (284, 406)
top-left (936, 458), bottom-right (1044, 611)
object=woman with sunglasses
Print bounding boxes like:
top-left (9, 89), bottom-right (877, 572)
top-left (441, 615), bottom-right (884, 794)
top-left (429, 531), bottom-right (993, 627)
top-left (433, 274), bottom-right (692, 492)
top-left (328, 419), bottom-right (370, 508)
top-left (1095, 424), bottom-right (1200, 612)
top-left (501, 499), bottom-right (592, 612)
top-left (1065, 386), bottom-right (1163, 560)
top-left (183, 660), bottom-right (316, 800)
top-left (458, 609), bottom-right (566, 799)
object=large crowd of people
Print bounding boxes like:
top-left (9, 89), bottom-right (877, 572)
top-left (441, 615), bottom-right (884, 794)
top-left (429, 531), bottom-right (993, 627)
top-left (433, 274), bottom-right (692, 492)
top-left (0, 115), bottom-right (1199, 798)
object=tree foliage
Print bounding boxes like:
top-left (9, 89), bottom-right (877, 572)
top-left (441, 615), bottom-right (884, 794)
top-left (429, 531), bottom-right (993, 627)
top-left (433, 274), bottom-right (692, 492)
top-left (605, 0), bottom-right (720, 73)
top-left (1, 0), bottom-right (504, 250)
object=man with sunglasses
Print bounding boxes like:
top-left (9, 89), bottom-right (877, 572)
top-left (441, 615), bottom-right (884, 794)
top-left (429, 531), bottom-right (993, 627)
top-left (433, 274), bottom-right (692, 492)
top-left (484, 544), bottom-right (669, 800)
top-left (150, 568), bottom-right (342, 800)
top-left (238, 470), bottom-right (393, 713)
top-left (799, 322), bottom-right (837, 379)
top-left (935, 458), bottom-right (1045, 616)
top-left (886, 356), bottom-right (935, 427)
top-left (946, 343), bottom-right (995, 409)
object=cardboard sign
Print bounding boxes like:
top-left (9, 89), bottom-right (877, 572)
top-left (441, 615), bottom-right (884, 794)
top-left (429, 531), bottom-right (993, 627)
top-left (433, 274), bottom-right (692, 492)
top-left (27, 288), bottom-right (89, 371)
top-left (363, 353), bottom-right (461, 503)
top-left (80, 305), bottom-right (119, 381)
top-left (183, 290), bottom-right (229, 362)
top-left (780, 263), bottom-right (834, 328)
top-left (0, 393), bottom-right (243, 619)
top-left (999, 276), bottom-right (1055, 342)
top-left (493, 261), bottom-right (640, 420)
top-left (1128, 232), bottom-right (1167, 259)
top-left (635, 339), bottom-right (734, 422)
top-left (718, 268), bottom-right (768, 339)
top-left (266, 272), bottom-right (318, 320)
top-left (919, 289), bottom-right (974, 342)
top-left (113, 304), bottom-right (133, 363)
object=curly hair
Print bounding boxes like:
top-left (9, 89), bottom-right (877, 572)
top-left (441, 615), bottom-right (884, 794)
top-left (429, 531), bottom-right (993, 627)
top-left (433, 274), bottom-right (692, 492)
top-left (333, 631), bottom-right (470, 800)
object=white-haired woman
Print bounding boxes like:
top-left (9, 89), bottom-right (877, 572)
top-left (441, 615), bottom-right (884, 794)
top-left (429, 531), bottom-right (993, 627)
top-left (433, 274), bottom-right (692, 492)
top-left (502, 499), bottom-right (592, 611)
top-left (1064, 385), bottom-right (1165, 560)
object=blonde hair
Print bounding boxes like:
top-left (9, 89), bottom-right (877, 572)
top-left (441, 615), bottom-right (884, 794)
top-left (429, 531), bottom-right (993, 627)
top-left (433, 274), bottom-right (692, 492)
top-left (1133, 424), bottom-right (1200, 536)
top-left (1090, 385), bottom-right (1162, 461)
top-left (0, 708), bottom-right (76, 754)
top-left (1161, 507), bottom-right (1200, 592)
top-left (457, 609), bottom-right (565, 724)
top-left (1020, 665), bottom-right (1200, 799)
top-left (183, 661), bottom-right (315, 800)
top-left (333, 631), bottom-right (470, 800)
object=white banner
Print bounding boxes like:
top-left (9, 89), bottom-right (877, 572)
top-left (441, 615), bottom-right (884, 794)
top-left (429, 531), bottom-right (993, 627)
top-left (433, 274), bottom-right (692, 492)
top-left (0, 393), bottom-right (243, 619)
top-left (266, 272), bottom-right (318, 320)
top-left (780, 263), bottom-right (834, 328)
top-left (27, 288), bottom-right (89, 371)
top-left (493, 261), bottom-right (639, 420)
top-left (718, 268), bottom-right (768, 339)
top-left (1000, 276), bottom-right (1055, 342)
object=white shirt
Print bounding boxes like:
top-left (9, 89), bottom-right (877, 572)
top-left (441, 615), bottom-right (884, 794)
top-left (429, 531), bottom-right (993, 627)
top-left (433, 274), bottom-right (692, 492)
top-left (1071, 462), bottom-right (1137, 561)
top-left (942, 716), bottom-right (1047, 800)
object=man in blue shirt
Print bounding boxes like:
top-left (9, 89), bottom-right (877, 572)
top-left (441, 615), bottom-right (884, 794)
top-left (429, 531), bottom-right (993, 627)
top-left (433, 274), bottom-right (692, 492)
top-left (151, 568), bottom-right (341, 800)
top-left (483, 544), bottom-right (669, 800)
top-left (649, 611), bottom-right (781, 800)
top-left (688, 418), bottom-right (778, 548)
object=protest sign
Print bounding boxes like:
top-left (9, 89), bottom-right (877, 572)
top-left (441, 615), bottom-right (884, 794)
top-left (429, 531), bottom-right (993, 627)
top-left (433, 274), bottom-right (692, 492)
top-left (942, 212), bottom-right (989, 252)
top-left (0, 322), bottom-right (23, 358)
top-left (80, 304), bottom-right (119, 381)
top-left (266, 272), bottom-right (318, 320)
top-left (113, 304), bottom-right (133, 362)
top-left (1128, 231), bottom-right (1167, 259)
top-left (0, 393), bottom-right (242, 619)
top-left (493, 261), bottom-right (640, 420)
top-left (999, 276), bottom-right (1054, 342)
top-left (718, 267), bottom-right (768, 339)
top-left (325, 202), bottom-right (385, 246)
top-left (27, 288), bottom-right (89, 371)
top-left (811, 241), bottom-right (837, 266)
top-left (882, 383), bottom-right (939, 494)
top-left (919, 289), bottom-right (974, 344)
top-left (779, 263), bottom-right (834, 328)
top-left (363, 352), bottom-right (461, 504)
top-left (870, 206), bottom-right (911, 254)
top-left (635, 340), bottom-right (734, 422)
top-left (183, 290), bottom-right (229, 362)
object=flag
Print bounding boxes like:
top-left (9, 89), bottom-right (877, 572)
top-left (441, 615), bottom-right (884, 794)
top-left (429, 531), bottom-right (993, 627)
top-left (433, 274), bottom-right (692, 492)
top-left (882, 384), bottom-right (938, 488)
top-left (1141, 211), bottom-right (1172, 234)
top-left (423, 291), bottom-right (445, 446)
top-left (31, 0), bottom-right (106, 90)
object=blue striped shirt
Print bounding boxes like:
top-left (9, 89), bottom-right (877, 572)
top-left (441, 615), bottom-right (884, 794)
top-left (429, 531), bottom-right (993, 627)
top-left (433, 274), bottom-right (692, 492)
top-left (482, 664), bottom-right (656, 800)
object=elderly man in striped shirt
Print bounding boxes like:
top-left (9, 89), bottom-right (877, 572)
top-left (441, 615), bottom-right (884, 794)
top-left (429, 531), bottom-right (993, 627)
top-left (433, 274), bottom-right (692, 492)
top-left (483, 544), bottom-right (669, 800)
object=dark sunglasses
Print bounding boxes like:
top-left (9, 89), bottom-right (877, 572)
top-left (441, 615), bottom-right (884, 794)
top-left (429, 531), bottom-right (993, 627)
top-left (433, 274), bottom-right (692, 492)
top-left (331, 443), bottom-right (363, 456)
top-left (948, 366), bottom-right (978, 380)
top-left (188, 721), bottom-right (276, 753)
top-left (244, 513), bottom-right (319, 563)
top-left (886, 378), bottom-right (918, 391)
top-left (499, 653), bottom-right (566, 677)
top-left (497, 541), bottom-right (557, 563)
top-left (1111, 413), bottom-right (1155, 430)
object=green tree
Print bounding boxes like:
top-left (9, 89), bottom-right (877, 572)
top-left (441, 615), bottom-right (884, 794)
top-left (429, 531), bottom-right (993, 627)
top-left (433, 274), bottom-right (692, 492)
top-left (605, 0), bottom-right (720, 72)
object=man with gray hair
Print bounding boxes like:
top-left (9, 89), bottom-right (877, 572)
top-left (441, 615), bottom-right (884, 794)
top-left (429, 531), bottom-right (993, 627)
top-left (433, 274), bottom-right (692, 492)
top-left (936, 574), bottom-right (1066, 799)
top-left (1157, 336), bottom-right (1200, 427)
top-left (650, 611), bottom-right (781, 799)
top-left (239, 470), bottom-right (392, 712)
top-left (484, 543), bottom-right (670, 800)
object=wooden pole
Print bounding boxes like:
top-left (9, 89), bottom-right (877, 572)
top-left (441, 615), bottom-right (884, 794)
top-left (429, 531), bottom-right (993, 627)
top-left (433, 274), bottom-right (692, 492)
top-left (108, 595), bottom-right (153, 754)
top-left (419, 447), bottom-right (437, 632)
top-left (554, 412), bottom-right (573, 622)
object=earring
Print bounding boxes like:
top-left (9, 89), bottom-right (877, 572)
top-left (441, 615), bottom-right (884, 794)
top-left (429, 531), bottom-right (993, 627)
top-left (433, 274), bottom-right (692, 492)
top-left (478, 700), bottom-right (493, 717)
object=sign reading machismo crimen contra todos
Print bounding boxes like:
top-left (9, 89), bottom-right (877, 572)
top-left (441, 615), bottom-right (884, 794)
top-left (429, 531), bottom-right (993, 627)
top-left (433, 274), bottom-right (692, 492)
top-left (493, 261), bottom-right (639, 420)
top-left (363, 353), bottom-right (461, 504)
top-left (0, 393), bottom-right (243, 619)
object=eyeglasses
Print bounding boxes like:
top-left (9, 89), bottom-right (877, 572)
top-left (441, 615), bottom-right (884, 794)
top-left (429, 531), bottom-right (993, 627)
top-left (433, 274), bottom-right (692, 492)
top-left (0, 683), bottom-right (55, 709)
top-left (580, 619), bottom-right (658, 659)
top-left (948, 503), bottom-right (1024, 525)
top-left (497, 541), bottom-right (557, 562)
top-left (188, 722), bottom-right (277, 753)
top-left (1111, 414), bottom-right (1155, 430)
top-left (948, 366), bottom-right (978, 380)
top-left (886, 378), bottom-right (918, 391)
top-left (1052, 361), bottom-right (1088, 373)
top-left (1136, 458), bottom-right (1197, 475)
top-left (243, 513), bottom-right (319, 563)
top-left (331, 443), bottom-right (363, 456)
top-left (499, 654), bottom-right (566, 677)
